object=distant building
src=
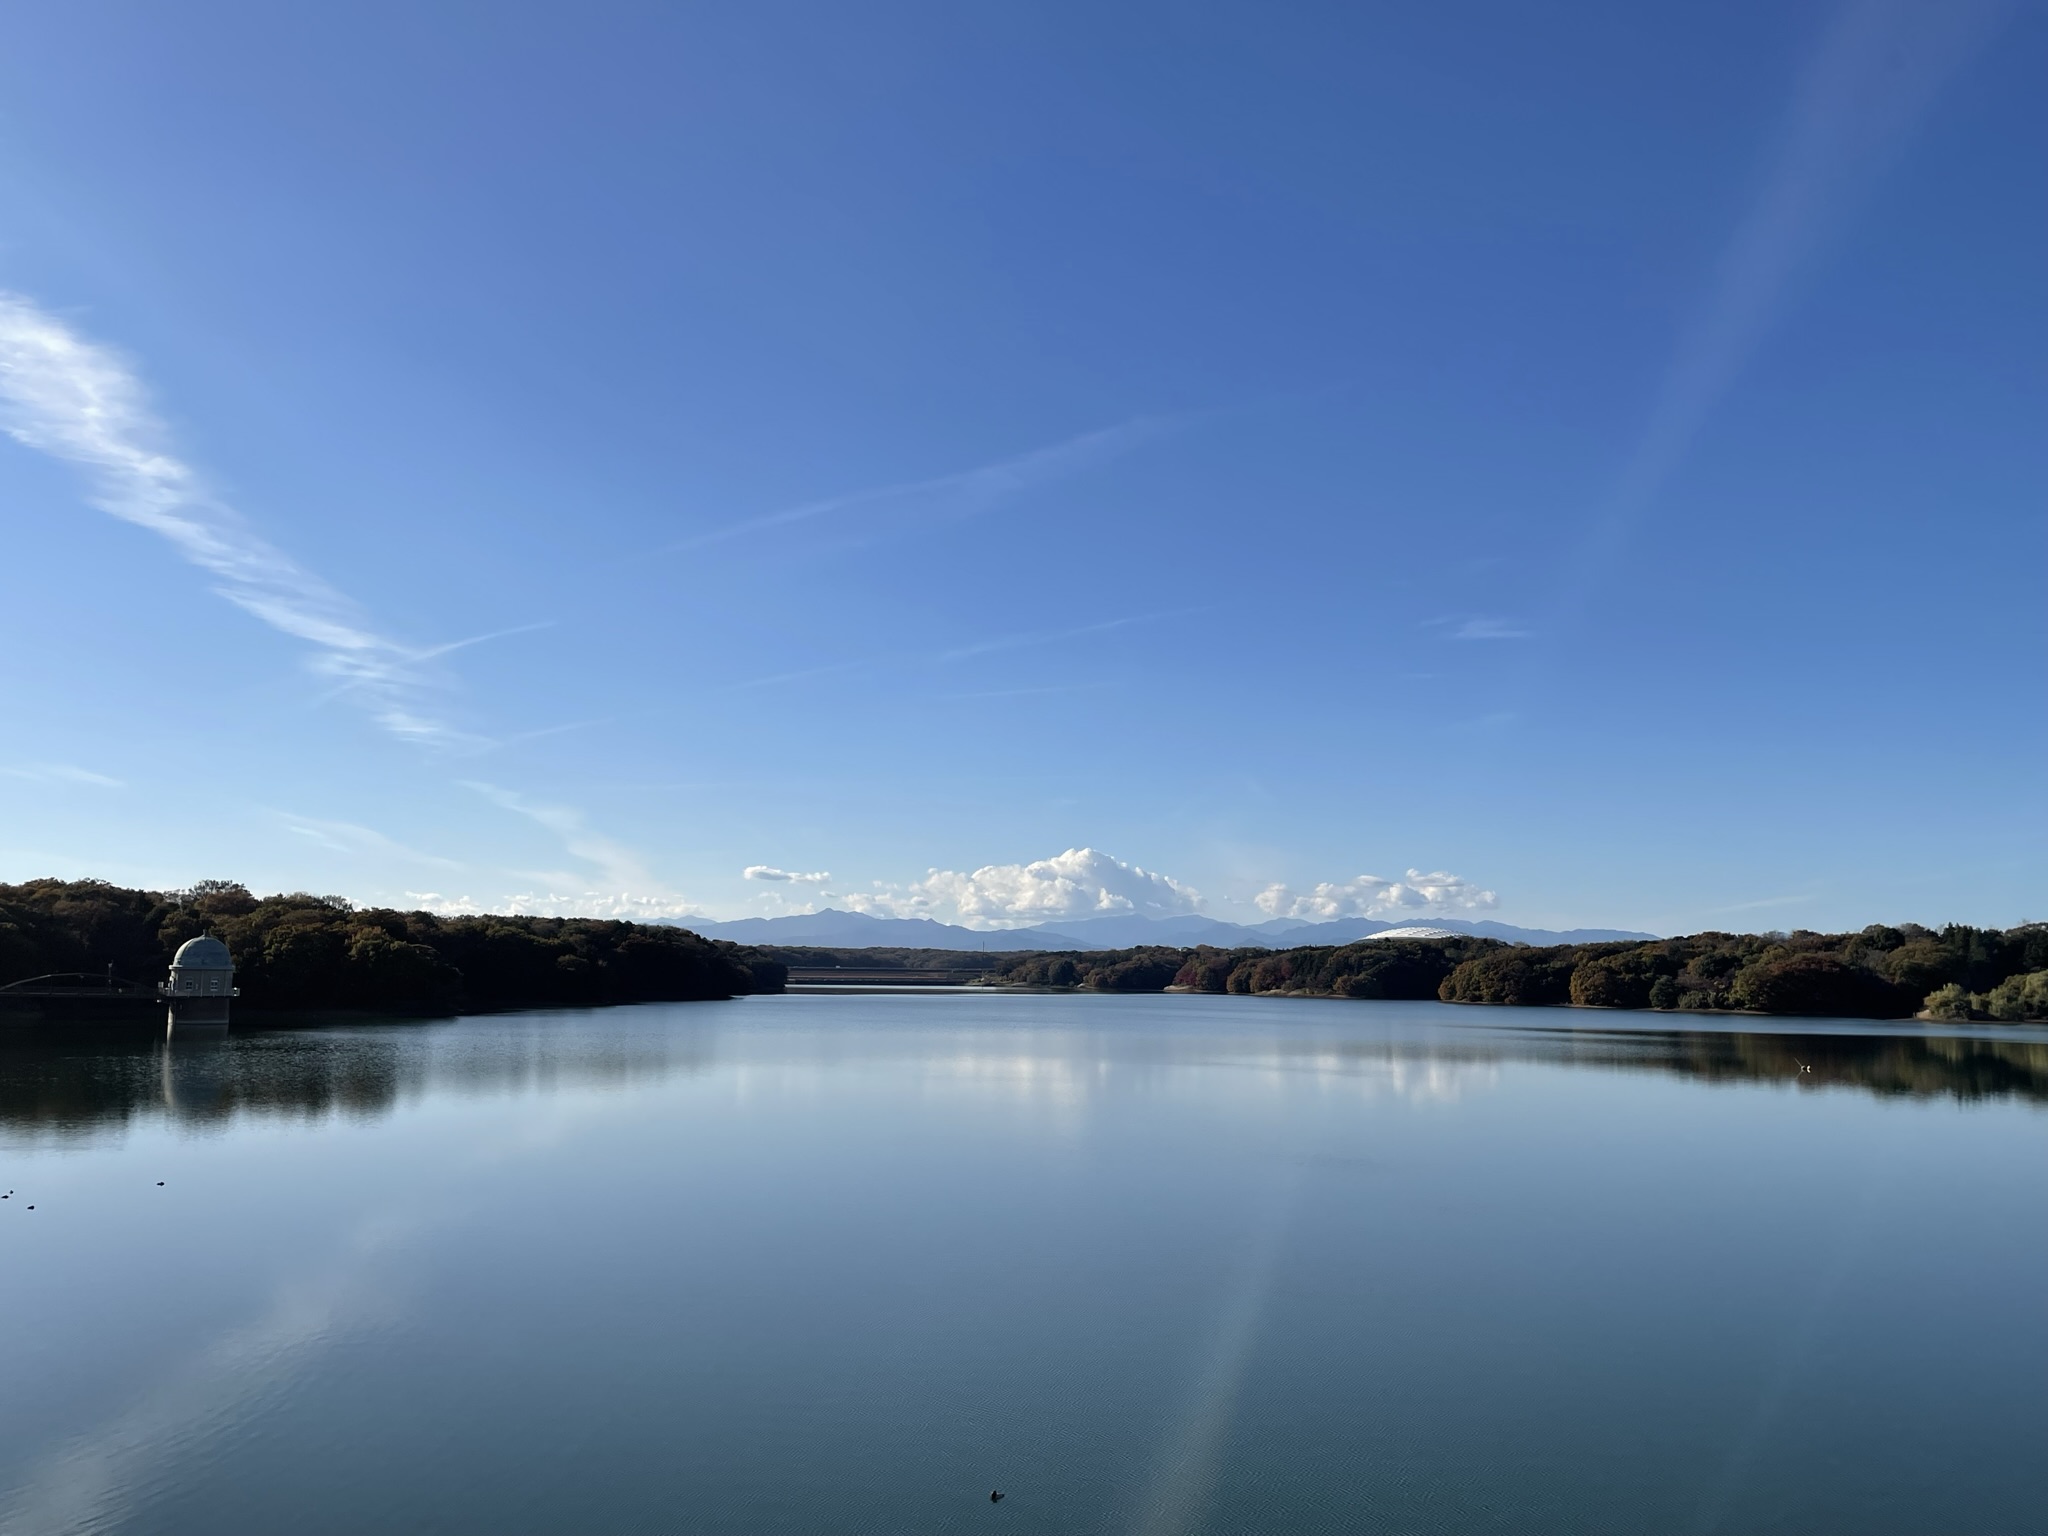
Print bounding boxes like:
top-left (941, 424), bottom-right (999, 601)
top-left (161, 935), bottom-right (237, 1028)
top-left (1363, 925), bottom-right (1462, 942)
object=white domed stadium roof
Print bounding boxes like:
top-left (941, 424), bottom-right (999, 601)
top-left (172, 935), bottom-right (234, 970)
top-left (1364, 925), bottom-right (1461, 941)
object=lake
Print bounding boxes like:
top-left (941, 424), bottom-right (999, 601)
top-left (3, 992), bottom-right (2045, 1534)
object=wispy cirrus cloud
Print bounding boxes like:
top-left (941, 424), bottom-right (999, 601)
top-left (397, 785), bottom-right (696, 921)
top-left (0, 290), bottom-right (541, 750)
top-left (932, 681), bottom-right (1120, 702)
top-left (461, 781), bottom-right (659, 891)
top-left (937, 607), bottom-right (1207, 663)
top-left (663, 417), bottom-right (1165, 555)
top-left (744, 865), bottom-right (831, 884)
top-left (0, 762), bottom-right (125, 788)
top-left (1423, 614), bottom-right (1532, 642)
top-left (459, 781), bottom-right (704, 920)
top-left (406, 620), bottom-right (556, 664)
top-left (1701, 891), bottom-right (1821, 916)
top-left (710, 605), bottom-right (1184, 698)
top-left (276, 813), bottom-right (463, 870)
top-left (716, 659), bottom-right (873, 694)
top-left (703, 604), bottom-right (1190, 723)
top-left (1449, 617), bottom-right (1530, 642)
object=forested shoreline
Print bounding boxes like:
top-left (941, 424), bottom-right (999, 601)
top-left (975, 925), bottom-right (2048, 1021)
top-left (7, 878), bottom-right (2045, 1023)
top-left (1, 879), bottom-right (784, 1013)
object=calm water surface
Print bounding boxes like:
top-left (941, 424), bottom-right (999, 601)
top-left (2, 993), bottom-right (2045, 1535)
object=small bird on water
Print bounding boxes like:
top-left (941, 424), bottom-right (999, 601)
top-left (990, 1491), bottom-right (1005, 1504)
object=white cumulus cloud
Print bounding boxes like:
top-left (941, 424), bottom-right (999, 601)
top-left (1256, 869), bottom-right (1498, 921)
top-left (744, 866), bottom-right (831, 884)
top-left (843, 847), bottom-right (1200, 929)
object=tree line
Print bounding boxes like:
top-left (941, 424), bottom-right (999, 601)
top-left (980, 923), bottom-right (2048, 1021)
top-left (0, 878), bottom-right (784, 1013)
top-left (9, 877), bottom-right (2042, 1023)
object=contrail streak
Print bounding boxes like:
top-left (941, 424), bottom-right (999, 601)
top-left (1558, 0), bottom-right (2015, 618)
top-left (661, 417), bottom-right (1166, 555)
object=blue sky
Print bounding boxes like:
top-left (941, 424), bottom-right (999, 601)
top-left (0, 0), bottom-right (2041, 934)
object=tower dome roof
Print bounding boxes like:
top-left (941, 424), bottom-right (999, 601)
top-left (172, 935), bottom-right (234, 970)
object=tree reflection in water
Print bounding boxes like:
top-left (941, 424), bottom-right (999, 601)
top-left (0, 1010), bottom-right (2043, 1141)
top-left (1512, 1024), bottom-right (2048, 1106)
top-left (0, 1016), bottom-right (721, 1139)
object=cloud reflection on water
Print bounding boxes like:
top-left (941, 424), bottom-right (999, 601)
top-left (1, 1003), bottom-right (2045, 1144)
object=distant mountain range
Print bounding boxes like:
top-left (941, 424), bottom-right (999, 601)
top-left (660, 908), bottom-right (1655, 951)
